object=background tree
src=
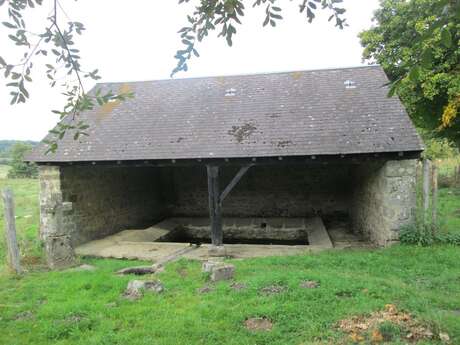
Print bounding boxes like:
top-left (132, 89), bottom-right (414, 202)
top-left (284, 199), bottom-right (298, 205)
top-left (0, 0), bottom-right (347, 151)
top-left (7, 142), bottom-right (38, 178)
top-left (359, 0), bottom-right (460, 144)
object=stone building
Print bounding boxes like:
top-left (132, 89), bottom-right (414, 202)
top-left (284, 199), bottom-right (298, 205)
top-left (28, 66), bottom-right (423, 267)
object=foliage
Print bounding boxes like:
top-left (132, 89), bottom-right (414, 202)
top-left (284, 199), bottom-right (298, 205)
top-left (0, 0), bottom-right (133, 153)
top-left (1, 246), bottom-right (460, 344)
top-left (6, 142), bottom-right (37, 178)
top-left (399, 222), bottom-right (437, 246)
top-left (360, 0), bottom-right (460, 143)
top-left (378, 321), bottom-right (401, 342)
top-left (172, 0), bottom-right (347, 75)
top-left (400, 220), bottom-right (460, 246)
top-left (419, 130), bottom-right (458, 160)
top-left (0, 139), bottom-right (37, 160)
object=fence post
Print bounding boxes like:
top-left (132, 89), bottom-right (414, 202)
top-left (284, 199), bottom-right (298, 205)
top-left (431, 162), bottom-right (438, 229)
top-left (2, 188), bottom-right (22, 274)
top-left (422, 159), bottom-right (431, 223)
top-left (456, 164), bottom-right (460, 184)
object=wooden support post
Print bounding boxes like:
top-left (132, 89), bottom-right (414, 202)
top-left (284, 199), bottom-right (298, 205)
top-left (220, 165), bottom-right (252, 205)
top-left (2, 188), bottom-right (22, 274)
top-left (422, 159), bottom-right (431, 223)
top-left (207, 165), bottom-right (223, 246)
top-left (431, 162), bottom-right (438, 227)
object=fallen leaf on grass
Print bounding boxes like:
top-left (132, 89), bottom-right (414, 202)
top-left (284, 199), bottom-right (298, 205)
top-left (371, 329), bottom-right (383, 343)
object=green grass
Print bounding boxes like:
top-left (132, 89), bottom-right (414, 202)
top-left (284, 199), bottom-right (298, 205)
top-left (0, 170), bottom-right (41, 263)
top-left (0, 247), bottom-right (459, 345)
top-left (0, 164), bottom-right (10, 179)
top-left (438, 187), bottom-right (460, 235)
top-left (1, 163), bottom-right (460, 344)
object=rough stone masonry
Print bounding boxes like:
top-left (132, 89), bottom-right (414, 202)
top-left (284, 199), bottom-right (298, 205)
top-left (38, 158), bottom-right (418, 268)
top-left (38, 165), bottom-right (165, 268)
top-left (351, 159), bottom-right (417, 246)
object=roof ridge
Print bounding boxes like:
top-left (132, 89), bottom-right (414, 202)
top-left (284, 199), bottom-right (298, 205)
top-left (96, 65), bottom-right (381, 86)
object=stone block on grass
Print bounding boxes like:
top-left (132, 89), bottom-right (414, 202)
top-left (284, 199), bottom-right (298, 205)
top-left (123, 279), bottom-right (164, 300)
top-left (210, 264), bottom-right (235, 282)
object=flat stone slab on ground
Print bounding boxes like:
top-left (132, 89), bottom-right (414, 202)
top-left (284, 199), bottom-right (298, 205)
top-left (197, 285), bottom-right (214, 294)
top-left (210, 264), bottom-right (235, 282)
top-left (123, 280), bottom-right (164, 300)
top-left (202, 259), bottom-right (224, 273)
top-left (75, 216), bottom-right (339, 262)
top-left (75, 264), bottom-right (96, 271)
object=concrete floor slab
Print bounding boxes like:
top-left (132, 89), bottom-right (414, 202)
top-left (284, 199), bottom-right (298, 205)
top-left (75, 216), bottom-right (334, 262)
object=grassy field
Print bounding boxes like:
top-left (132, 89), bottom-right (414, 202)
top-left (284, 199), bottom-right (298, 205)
top-left (438, 188), bottom-right (460, 234)
top-left (0, 247), bottom-right (459, 345)
top-left (0, 164), bottom-right (459, 344)
top-left (0, 165), bottom-right (41, 264)
top-left (0, 164), bottom-right (10, 179)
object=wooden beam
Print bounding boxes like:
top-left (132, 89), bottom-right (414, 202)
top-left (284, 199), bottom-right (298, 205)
top-left (219, 165), bottom-right (252, 205)
top-left (207, 165), bottom-right (223, 246)
top-left (2, 188), bottom-right (22, 274)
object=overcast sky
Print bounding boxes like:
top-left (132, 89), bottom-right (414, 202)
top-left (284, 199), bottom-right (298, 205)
top-left (0, 0), bottom-right (380, 141)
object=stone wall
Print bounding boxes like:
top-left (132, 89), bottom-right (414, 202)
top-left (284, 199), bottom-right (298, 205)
top-left (38, 159), bottom-right (417, 267)
top-left (164, 164), bottom-right (353, 218)
top-left (351, 159), bottom-right (417, 246)
top-left (39, 165), bottom-right (166, 268)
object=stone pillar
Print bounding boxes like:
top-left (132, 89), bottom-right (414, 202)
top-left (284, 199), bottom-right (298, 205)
top-left (39, 166), bottom-right (76, 268)
top-left (352, 159), bottom-right (417, 246)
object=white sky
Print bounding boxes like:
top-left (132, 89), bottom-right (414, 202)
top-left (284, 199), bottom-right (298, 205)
top-left (0, 0), bottom-right (380, 141)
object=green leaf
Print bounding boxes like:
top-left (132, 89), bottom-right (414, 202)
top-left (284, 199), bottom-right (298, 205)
top-left (421, 49), bottom-right (433, 68)
top-left (2, 21), bottom-right (16, 29)
top-left (408, 66), bottom-right (420, 82)
top-left (440, 27), bottom-right (452, 48)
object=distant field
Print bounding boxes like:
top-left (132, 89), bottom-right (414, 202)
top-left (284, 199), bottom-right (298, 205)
top-left (0, 165), bottom-right (10, 179)
top-left (0, 170), bottom-right (41, 264)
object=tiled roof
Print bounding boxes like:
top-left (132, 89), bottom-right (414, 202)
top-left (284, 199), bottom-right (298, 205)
top-left (28, 65), bottom-right (423, 162)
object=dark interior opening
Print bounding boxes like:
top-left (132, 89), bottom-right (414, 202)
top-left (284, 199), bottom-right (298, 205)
top-left (156, 230), bottom-right (309, 246)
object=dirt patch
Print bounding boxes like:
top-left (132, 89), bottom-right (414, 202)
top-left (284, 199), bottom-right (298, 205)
top-left (260, 284), bottom-right (287, 295)
top-left (335, 290), bottom-right (355, 298)
top-left (230, 282), bottom-right (247, 291)
top-left (300, 280), bottom-right (320, 289)
top-left (337, 304), bottom-right (448, 343)
top-left (14, 311), bottom-right (34, 321)
top-left (245, 317), bottom-right (273, 332)
top-left (64, 314), bottom-right (84, 324)
top-left (177, 268), bottom-right (188, 277)
top-left (197, 285), bottom-right (214, 294)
